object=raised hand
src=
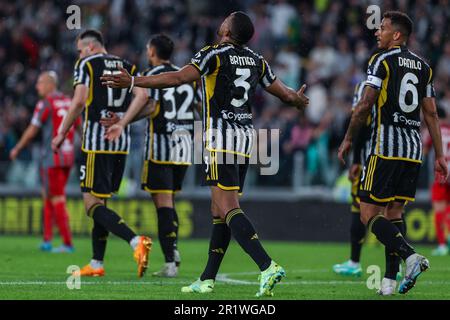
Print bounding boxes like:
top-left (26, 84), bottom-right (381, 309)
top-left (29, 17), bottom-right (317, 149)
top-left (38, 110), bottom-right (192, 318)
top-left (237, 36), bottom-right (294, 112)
top-left (296, 84), bottom-right (309, 110)
top-left (100, 66), bottom-right (132, 88)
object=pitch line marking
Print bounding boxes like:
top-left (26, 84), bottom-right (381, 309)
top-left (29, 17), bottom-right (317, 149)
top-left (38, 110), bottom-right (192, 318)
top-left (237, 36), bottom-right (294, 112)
top-left (1, 268), bottom-right (450, 287)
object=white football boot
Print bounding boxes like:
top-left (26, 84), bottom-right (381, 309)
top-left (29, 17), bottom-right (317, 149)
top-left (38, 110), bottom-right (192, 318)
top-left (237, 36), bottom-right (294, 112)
top-left (152, 262), bottom-right (178, 278)
top-left (377, 277), bottom-right (397, 296)
top-left (398, 253), bottom-right (430, 294)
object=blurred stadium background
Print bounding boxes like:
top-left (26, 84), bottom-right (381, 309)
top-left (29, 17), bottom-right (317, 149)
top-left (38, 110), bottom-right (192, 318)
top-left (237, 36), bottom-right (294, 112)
top-left (0, 0), bottom-right (449, 245)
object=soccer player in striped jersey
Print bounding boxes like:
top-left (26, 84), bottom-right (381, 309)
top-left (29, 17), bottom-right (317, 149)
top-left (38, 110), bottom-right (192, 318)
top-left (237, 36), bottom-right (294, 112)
top-left (10, 71), bottom-right (79, 253)
top-left (52, 29), bottom-right (152, 278)
top-left (338, 11), bottom-right (448, 295)
top-left (102, 34), bottom-right (200, 277)
top-left (334, 77), bottom-right (404, 282)
top-left (102, 12), bottom-right (309, 297)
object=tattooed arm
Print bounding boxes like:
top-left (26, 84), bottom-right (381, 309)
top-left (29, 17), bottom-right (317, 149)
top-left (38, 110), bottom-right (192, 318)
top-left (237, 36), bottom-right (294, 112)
top-left (338, 86), bottom-right (379, 165)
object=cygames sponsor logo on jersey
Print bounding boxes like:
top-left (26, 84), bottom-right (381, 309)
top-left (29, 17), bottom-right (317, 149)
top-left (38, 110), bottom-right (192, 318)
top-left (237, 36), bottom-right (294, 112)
top-left (221, 110), bottom-right (252, 121)
top-left (166, 122), bottom-right (194, 133)
top-left (393, 112), bottom-right (421, 127)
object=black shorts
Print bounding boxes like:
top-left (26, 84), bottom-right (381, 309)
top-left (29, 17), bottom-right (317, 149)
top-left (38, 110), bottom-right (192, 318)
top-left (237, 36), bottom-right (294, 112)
top-left (350, 165), bottom-right (362, 213)
top-left (358, 155), bottom-right (421, 206)
top-left (80, 152), bottom-right (126, 198)
top-left (202, 151), bottom-right (249, 194)
top-left (141, 160), bottom-right (188, 194)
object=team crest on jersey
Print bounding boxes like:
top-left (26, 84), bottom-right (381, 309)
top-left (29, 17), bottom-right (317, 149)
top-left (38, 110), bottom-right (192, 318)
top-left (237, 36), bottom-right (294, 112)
top-left (166, 122), bottom-right (176, 132)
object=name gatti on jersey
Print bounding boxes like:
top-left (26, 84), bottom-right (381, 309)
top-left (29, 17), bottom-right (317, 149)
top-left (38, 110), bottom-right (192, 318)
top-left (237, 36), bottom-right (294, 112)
top-left (104, 60), bottom-right (123, 69)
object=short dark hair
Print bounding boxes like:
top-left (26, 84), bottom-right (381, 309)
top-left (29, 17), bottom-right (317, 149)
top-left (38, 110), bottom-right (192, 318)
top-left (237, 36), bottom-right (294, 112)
top-left (229, 11), bottom-right (254, 45)
top-left (77, 29), bottom-right (104, 46)
top-left (149, 34), bottom-right (174, 60)
top-left (383, 11), bottom-right (413, 38)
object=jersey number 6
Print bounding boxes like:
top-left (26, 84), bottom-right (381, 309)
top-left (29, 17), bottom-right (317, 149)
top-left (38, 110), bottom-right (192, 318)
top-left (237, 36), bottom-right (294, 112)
top-left (399, 72), bottom-right (419, 113)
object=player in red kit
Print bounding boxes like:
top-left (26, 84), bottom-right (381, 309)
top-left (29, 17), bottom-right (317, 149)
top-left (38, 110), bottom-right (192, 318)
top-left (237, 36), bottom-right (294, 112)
top-left (10, 71), bottom-right (80, 253)
top-left (425, 107), bottom-right (450, 255)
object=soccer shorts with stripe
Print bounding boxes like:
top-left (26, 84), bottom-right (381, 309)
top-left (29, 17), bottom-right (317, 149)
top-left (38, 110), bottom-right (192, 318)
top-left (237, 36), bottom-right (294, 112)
top-left (202, 150), bottom-right (249, 194)
top-left (79, 151), bottom-right (126, 198)
top-left (358, 155), bottom-right (421, 206)
top-left (141, 160), bottom-right (188, 194)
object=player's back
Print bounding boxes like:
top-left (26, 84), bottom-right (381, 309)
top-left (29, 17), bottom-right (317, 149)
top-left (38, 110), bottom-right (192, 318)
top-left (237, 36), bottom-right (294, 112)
top-left (190, 43), bottom-right (276, 156)
top-left (73, 53), bottom-right (136, 154)
top-left (141, 63), bottom-right (197, 164)
top-left (365, 45), bottom-right (434, 162)
top-left (142, 63), bottom-right (196, 133)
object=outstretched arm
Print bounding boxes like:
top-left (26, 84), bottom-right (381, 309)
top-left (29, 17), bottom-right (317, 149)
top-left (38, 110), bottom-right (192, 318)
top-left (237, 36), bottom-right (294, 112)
top-left (422, 97), bottom-right (448, 180)
top-left (101, 65), bottom-right (201, 89)
top-left (264, 79), bottom-right (309, 110)
top-left (52, 85), bottom-right (88, 152)
top-left (338, 86), bottom-right (379, 165)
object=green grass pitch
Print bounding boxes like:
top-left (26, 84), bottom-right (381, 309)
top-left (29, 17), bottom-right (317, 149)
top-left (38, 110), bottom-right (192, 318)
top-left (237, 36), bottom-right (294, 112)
top-left (0, 236), bottom-right (449, 300)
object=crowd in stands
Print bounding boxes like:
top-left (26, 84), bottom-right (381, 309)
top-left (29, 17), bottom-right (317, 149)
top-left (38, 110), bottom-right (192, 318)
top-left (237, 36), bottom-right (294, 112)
top-left (0, 0), bottom-right (449, 189)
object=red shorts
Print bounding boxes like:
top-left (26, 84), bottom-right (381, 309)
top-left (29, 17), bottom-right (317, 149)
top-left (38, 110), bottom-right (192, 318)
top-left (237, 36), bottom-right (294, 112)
top-left (431, 181), bottom-right (450, 202)
top-left (41, 167), bottom-right (71, 196)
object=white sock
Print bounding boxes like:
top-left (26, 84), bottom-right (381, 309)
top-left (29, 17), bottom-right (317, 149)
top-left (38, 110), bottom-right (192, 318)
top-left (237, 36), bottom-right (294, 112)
top-left (129, 236), bottom-right (140, 250)
top-left (349, 260), bottom-right (360, 266)
top-left (90, 259), bottom-right (103, 269)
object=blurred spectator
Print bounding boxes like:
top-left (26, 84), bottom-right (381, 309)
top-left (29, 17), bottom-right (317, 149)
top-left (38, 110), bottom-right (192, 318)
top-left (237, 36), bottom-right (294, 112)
top-left (0, 0), bottom-right (449, 190)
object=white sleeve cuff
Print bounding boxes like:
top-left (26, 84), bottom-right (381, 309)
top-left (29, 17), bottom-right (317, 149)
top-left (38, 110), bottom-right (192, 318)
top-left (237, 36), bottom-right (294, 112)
top-left (426, 83), bottom-right (435, 97)
top-left (366, 75), bottom-right (382, 89)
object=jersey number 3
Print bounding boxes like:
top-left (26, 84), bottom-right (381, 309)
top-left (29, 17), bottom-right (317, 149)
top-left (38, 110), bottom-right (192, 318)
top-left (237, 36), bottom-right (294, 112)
top-left (231, 68), bottom-right (251, 108)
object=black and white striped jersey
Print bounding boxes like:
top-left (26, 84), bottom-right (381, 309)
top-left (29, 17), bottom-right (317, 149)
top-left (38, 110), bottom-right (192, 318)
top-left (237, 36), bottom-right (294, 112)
top-left (352, 80), bottom-right (372, 165)
top-left (73, 53), bottom-right (137, 154)
top-left (364, 45), bottom-right (435, 162)
top-left (189, 43), bottom-right (276, 157)
top-left (141, 63), bottom-right (199, 164)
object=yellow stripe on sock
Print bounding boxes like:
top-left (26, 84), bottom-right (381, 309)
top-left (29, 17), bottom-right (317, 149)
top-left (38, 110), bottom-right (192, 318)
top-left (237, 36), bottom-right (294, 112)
top-left (368, 214), bottom-right (384, 233)
top-left (87, 203), bottom-right (102, 218)
top-left (225, 208), bottom-right (244, 225)
top-left (213, 218), bottom-right (225, 224)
